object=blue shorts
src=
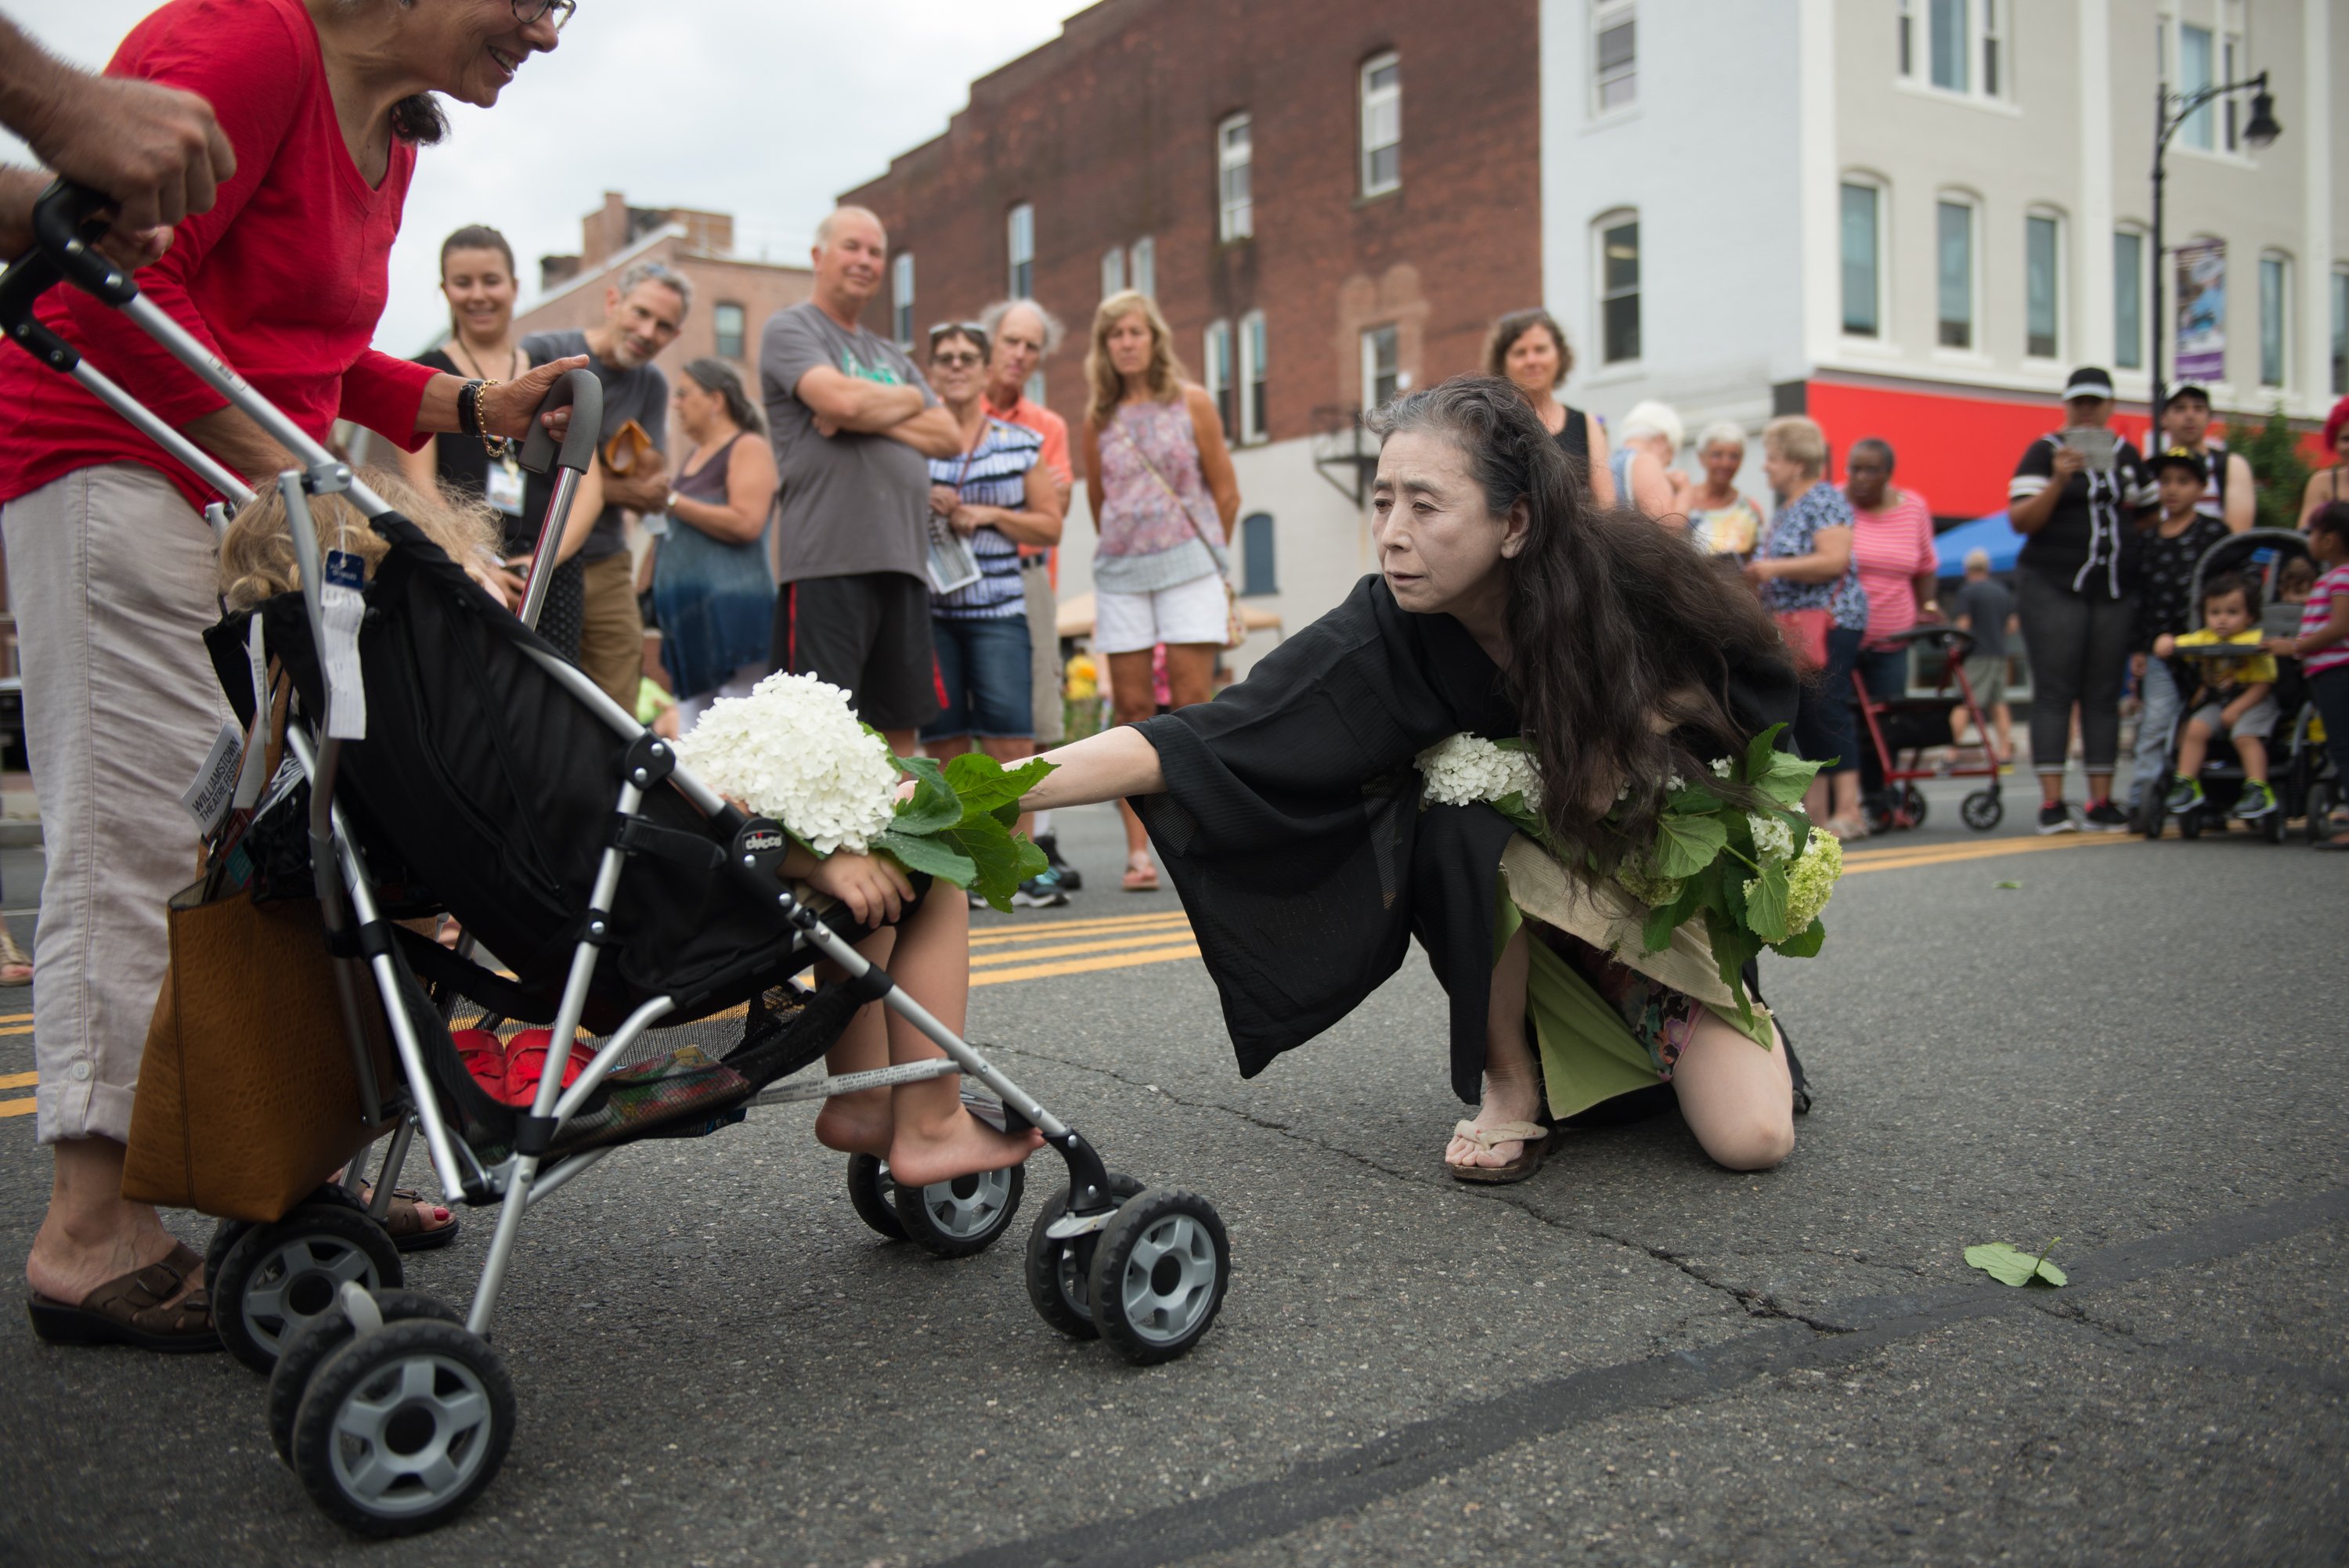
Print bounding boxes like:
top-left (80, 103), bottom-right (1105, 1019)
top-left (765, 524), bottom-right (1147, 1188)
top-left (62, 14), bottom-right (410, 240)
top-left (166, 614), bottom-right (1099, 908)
top-left (923, 614), bottom-right (1034, 741)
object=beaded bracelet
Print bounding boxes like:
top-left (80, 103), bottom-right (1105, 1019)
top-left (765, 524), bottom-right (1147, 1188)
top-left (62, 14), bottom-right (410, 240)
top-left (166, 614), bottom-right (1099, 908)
top-left (456, 378), bottom-right (514, 456)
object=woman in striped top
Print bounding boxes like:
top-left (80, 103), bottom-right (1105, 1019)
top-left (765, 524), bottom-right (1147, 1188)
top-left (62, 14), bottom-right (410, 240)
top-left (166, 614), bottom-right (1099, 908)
top-left (921, 323), bottom-right (1066, 903)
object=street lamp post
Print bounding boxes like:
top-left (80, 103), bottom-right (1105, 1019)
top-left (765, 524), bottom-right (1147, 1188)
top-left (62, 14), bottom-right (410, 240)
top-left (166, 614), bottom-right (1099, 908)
top-left (2149, 71), bottom-right (2282, 440)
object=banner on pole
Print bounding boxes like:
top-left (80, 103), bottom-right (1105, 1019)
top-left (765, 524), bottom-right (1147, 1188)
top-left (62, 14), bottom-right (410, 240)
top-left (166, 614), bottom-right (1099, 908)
top-left (2174, 238), bottom-right (2226, 382)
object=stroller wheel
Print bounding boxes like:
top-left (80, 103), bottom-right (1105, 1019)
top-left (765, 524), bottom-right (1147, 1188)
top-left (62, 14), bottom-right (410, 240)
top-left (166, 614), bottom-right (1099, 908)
top-left (846, 1154), bottom-right (910, 1242)
top-left (893, 1160), bottom-right (1025, 1260)
top-left (290, 1314), bottom-right (514, 1537)
top-left (269, 1289), bottom-right (461, 1467)
top-left (2179, 812), bottom-right (2204, 840)
top-left (213, 1203), bottom-right (403, 1374)
top-left (1024, 1174), bottom-right (1145, 1340)
top-left (1860, 795), bottom-right (1893, 838)
top-left (204, 1217), bottom-right (252, 1290)
top-left (1960, 791), bottom-right (2002, 832)
top-left (1086, 1189), bottom-right (1231, 1366)
top-left (1900, 784), bottom-right (1929, 829)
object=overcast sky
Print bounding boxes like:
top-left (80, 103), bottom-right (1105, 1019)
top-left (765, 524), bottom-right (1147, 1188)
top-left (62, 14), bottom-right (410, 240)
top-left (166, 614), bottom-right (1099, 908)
top-left (5, 0), bottom-right (1079, 352)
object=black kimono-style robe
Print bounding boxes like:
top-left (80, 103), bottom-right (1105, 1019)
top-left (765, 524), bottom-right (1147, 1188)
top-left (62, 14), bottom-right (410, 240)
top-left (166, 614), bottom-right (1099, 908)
top-left (1132, 574), bottom-right (1799, 1105)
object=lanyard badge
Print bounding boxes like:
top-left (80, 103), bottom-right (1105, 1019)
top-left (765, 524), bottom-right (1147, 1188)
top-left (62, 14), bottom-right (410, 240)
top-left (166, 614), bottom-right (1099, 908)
top-left (319, 548), bottom-right (368, 740)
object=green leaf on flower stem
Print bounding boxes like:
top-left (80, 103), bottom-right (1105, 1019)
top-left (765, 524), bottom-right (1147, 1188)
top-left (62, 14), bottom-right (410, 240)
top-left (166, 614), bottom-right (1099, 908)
top-left (871, 827), bottom-right (976, 887)
top-left (1745, 863), bottom-right (1792, 943)
top-left (941, 752), bottom-right (1040, 816)
top-left (1743, 723), bottom-right (1789, 780)
top-left (942, 821), bottom-right (1034, 911)
top-left (889, 755), bottom-right (965, 836)
top-left (1641, 901), bottom-right (1680, 955)
top-left (1667, 784), bottom-right (1727, 815)
top-left (1755, 751), bottom-right (1824, 808)
top-left (1771, 917), bottom-right (1826, 957)
top-left (1651, 812), bottom-right (1729, 878)
top-left (1965, 1239), bottom-right (2066, 1289)
top-left (1703, 907), bottom-right (1764, 1033)
top-left (1492, 790), bottom-right (1547, 842)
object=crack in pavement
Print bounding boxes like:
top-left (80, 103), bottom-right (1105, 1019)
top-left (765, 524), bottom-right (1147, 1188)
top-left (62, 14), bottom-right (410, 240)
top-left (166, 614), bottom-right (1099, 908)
top-left (1584, 1226), bottom-right (1854, 1333)
top-left (920, 1184), bottom-right (2349, 1568)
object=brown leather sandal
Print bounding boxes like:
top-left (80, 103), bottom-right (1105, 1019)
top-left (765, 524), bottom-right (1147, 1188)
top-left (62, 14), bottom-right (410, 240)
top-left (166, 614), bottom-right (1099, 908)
top-left (1445, 1120), bottom-right (1550, 1184)
top-left (362, 1186), bottom-right (462, 1253)
top-left (26, 1242), bottom-right (221, 1352)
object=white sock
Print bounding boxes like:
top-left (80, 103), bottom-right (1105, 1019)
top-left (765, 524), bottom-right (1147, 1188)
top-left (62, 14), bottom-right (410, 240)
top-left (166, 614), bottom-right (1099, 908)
top-left (1032, 809), bottom-right (1055, 837)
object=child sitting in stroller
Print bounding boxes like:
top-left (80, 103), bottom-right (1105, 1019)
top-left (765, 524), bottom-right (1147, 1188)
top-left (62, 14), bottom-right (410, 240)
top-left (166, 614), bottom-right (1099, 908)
top-left (2157, 571), bottom-right (2281, 820)
top-left (218, 474), bottom-right (1044, 1188)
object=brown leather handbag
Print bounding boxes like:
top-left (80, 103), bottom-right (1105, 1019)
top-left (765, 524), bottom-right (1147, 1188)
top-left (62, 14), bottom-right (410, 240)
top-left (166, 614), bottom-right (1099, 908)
top-left (121, 881), bottom-right (400, 1223)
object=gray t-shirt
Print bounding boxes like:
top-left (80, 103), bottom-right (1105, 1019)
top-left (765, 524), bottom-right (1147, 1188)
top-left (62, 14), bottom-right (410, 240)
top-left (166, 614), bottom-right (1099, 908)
top-left (760, 301), bottom-right (936, 585)
top-left (518, 328), bottom-right (669, 564)
top-left (1951, 575), bottom-right (2013, 661)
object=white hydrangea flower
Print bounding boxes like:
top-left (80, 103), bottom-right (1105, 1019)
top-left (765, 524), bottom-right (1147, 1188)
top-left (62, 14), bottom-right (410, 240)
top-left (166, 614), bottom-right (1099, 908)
top-left (1709, 758), bottom-right (1735, 779)
top-left (1747, 813), bottom-right (1797, 863)
top-left (1416, 733), bottom-right (1543, 810)
top-left (677, 672), bottom-right (900, 856)
top-left (1666, 773), bottom-right (1687, 793)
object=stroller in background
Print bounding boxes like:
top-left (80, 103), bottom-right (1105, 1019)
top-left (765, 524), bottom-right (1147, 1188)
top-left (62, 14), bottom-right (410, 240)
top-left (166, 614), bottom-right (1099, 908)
top-left (2, 185), bottom-right (1231, 1537)
top-left (2138, 528), bottom-right (2329, 844)
top-left (1853, 625), bottom-right (2007, 835)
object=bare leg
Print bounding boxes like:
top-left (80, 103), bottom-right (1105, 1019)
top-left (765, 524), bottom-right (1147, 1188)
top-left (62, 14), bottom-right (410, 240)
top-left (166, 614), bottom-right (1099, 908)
top-left (1670, 1007), bottom-right (1795, 1171)
top-left (2174, 718), bottom-right (2212, 781)
top-left (812, 928), bottom-right (899, 1158)
top-left (1107, 651), bottom-right (1159, 883)
top-left (2235, 734), bottom-right (2268, 785)
top-left (879, 889), bottom-right (1045, 1185)
top-left (1443, 925), bottom-right (1546, 1170)
top-left (27, 1138), bottom-right (200, 1304)
top-left (1991, 701), bottom-right (2013, 762)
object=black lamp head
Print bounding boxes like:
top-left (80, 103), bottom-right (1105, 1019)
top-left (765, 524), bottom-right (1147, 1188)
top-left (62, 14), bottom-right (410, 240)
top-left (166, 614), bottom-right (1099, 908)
top-left (2244, 76), bottom-right (2282, 148)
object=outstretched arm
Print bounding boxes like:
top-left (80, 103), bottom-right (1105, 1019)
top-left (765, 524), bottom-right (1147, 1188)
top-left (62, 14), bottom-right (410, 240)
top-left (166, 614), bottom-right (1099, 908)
top-left (1019, 725), bottom-right (1165, 813)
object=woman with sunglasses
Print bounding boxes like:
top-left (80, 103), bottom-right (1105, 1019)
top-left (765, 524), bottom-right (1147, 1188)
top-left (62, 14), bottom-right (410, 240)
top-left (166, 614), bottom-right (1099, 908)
top-left (1, 0), bottom-right (581, 1354)
top-left (922, 323), bottom-right (1065, 905)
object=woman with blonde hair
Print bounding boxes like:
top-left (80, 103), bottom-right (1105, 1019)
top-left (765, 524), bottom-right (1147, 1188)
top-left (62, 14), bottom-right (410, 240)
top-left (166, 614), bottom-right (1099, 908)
top-left (1080, 289), bottom-right (1241, 891)
top-left (1482, 308), bottom-right (1616, 506)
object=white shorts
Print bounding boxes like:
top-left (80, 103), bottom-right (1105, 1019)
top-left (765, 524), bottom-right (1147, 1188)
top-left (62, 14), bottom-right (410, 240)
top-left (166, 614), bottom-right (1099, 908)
top-left (1095, 572), bottom-right (1228, 655)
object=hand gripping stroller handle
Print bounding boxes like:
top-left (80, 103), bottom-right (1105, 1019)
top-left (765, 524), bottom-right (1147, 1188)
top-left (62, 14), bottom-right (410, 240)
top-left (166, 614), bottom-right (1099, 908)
top-left (518, 366), bottom-right (604, 478)
top-left (28, 180), bottom-right (137, 307)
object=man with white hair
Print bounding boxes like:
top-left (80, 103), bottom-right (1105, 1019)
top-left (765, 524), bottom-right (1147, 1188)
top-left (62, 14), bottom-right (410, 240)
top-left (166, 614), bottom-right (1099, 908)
top-left (762, 206), bottom-right (960, 753)
top-left (1610, 399), bottom-right (1692, 528)
top-left (977, 297), bottom-right (1084, 888)
top-left (522, 259), bottom-right (691, 705)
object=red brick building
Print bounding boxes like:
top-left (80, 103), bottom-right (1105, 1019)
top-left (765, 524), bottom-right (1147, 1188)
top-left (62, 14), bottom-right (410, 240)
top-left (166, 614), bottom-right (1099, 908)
top-left (840, 0), bottom-right (1543, 658)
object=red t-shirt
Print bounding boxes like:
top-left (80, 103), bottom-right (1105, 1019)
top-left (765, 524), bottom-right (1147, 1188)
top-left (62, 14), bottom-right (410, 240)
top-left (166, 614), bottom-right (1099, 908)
top-left (1849, 488), bottom-right (1939, 647)
top-left (0, 0), bottom-right (437, 511)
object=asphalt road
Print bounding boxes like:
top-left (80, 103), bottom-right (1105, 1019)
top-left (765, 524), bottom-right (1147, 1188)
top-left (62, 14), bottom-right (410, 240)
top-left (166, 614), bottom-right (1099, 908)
top-left (0, 778), bottom-right (2342, 1566)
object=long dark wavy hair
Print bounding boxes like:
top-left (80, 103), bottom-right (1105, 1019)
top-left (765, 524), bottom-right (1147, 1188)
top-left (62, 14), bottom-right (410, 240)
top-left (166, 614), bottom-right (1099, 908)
top-left (1370, 377), bottom-right (1787, 868)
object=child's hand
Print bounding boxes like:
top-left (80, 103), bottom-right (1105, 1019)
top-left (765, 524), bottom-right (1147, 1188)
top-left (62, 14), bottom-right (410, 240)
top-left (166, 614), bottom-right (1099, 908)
top-left (2152, 633), bottom-right (2177, 658)
top-left (805, 849), bottom-right (915, 928)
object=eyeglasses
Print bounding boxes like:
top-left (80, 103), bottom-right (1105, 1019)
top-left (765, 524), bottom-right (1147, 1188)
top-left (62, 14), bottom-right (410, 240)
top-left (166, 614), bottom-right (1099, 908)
top-left (931, 351), bottom-right (984, 369)
top-left (512, 0), bottom-right (576, 32)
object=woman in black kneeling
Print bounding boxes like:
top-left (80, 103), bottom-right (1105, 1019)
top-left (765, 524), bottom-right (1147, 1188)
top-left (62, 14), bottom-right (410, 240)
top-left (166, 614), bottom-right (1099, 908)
top-left (1014, 377), bottom-right (1807, 1182)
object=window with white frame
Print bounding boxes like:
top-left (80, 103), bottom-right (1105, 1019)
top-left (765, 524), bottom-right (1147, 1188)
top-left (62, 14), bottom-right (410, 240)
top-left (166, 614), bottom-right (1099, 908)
top-left (1360, 52), bottom-right (1401, 196)
top-left (2114, 228), bottom-right (2146, 370)
top-left (2174, 20), bottom-right (2216, 150)
top-left (1239, 310), bottom-right (1268, 444)
top-left (1362, 324), bottom-right (1398, 412)
top-left (1218, 114), bottom-right (1253, 241)
top-left (1597, 213), bottom-right (1640, 365)
top-left (2025, 210), bottom-right (2063, 360)
top-left (2333, 266), bottom-right (2348, 396)
top-left (891, 253), bottom-right (915, 346)
top-left (1593, 3), bottom-right (1636, 113)
top-left (1007, 203), bottom-right (1034, 299)
top-left (1936, 196), bottom-right (1978, 350)
top-left (1203, 319), bottom-right (1235, 438)
top-left (1100, 247), bottom-right (1125, 299)
top-left (1839, 179), bottom-right (1882, 338)
top-left (1129, 236), bottom-right (1155, 298)
top-left (1907, 0), bottom-right (2005, 100)
top-left (713, 301), bottom-right (746, 361)
top-left (2259, 252), bottom-right (2289, 388)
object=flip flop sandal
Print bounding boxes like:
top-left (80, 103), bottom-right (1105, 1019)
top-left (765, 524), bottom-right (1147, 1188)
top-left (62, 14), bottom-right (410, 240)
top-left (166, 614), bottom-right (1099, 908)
top-left (25, 1241), bottom-right (220, 1353)
top-left (367, 1188), bottom-right (462, 1254)
top-left (500, 1027), bottom-right (586, 1108)
top-left (1121, 854), bottom-right (1160, 892)
top-left (1445, 1120), bottom-right (1550, 1185)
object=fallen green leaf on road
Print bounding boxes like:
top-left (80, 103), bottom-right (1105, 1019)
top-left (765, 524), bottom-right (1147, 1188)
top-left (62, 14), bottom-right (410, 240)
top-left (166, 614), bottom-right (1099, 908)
top-left (1965, 1238), bottom-right (2066, 1288)
top-left (1994, 880), bottom-right (2023, 889)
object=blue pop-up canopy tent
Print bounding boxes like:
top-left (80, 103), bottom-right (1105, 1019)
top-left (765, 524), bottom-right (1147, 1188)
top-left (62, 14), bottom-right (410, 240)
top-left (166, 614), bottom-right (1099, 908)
top-left (1933, 510), bottom-right (2026, 576)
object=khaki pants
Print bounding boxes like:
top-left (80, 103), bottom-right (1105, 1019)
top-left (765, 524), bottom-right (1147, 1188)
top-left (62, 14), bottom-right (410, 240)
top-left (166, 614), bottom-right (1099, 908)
top-left (1, 465), bottom-right (232, 1144)
top-left (578, 549), bottom-right (644, 708)
top-left (1024, 561), bottom-right (1063, 746)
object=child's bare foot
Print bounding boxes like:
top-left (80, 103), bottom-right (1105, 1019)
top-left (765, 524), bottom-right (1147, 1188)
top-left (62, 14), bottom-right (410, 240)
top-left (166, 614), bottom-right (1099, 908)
top-left (886, 1105), bottom-right (1043, 1188)
top-left (814, 1087), bottom-right (893, 1157)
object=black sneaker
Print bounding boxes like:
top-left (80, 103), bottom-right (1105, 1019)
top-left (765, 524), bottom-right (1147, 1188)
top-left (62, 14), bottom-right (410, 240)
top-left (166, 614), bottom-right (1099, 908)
top-left (2081, 798), bottom-right (2131, 832)
top-left (1036, 831), bottom-right (1082, 892)
top-left (2232, 780), bottom-right (2278, 820)
top-left (1011, 870), bottom-right (1069, 909)
top-left (2037, 802), bottom-right (2077, 834)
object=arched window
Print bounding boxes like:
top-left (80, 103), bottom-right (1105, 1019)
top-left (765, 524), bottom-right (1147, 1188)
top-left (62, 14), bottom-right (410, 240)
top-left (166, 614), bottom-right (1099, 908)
top-left (1239, 512), bottom-right (1277, 597)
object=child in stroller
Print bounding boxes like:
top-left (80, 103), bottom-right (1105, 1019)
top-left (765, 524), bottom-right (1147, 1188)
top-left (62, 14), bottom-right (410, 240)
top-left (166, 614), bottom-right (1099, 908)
top-left (2156, 571), bottom-right (2280, 825)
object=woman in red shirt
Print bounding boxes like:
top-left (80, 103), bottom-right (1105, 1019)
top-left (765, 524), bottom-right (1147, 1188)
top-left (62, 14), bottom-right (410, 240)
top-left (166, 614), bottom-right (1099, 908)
top-left (4, 0), bottom-right (579, 1354)
top-left (1842, 438), bottom-right (1942, 706)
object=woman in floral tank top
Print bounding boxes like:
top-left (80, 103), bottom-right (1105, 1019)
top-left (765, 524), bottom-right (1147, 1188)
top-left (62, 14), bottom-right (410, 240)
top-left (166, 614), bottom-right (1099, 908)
top-left (1081, 290), bottom-right (1243, 889)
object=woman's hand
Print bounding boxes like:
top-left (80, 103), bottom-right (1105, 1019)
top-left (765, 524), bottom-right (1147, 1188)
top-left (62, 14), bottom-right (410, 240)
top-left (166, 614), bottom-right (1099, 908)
top-left (1742, 557), bottom-right (1777, 586)
top-left (930, 483), bottom-right (960, 517)
top-left (947, 502), bottom-right (984, 538)
top-left (2050, 445), bottom-right (2087, 482)
top-left (804, 849), bottom-right (915, 928)
top-left (479, 355), bottom-right (593, 443)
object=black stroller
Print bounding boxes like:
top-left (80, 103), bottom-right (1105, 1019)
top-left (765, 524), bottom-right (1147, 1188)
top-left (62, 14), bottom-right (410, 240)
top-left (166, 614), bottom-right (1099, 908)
top-left (2138, 528), bottom-right (2320, 844)
top-left (2, 185), bottom-right (1230, 1535)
